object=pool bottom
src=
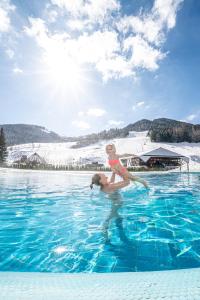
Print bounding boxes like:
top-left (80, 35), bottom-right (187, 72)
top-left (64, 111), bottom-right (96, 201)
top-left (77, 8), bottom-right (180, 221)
top-left (0, 268), bottom-right (200, 300)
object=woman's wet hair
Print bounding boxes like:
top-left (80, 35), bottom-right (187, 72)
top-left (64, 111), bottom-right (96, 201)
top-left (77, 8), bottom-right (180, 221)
top-left (90, 174), bottom-right (102, 189)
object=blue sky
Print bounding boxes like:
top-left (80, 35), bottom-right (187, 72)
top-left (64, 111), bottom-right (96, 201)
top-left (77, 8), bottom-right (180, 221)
top-left (0, 0), bottom-right (200, 136)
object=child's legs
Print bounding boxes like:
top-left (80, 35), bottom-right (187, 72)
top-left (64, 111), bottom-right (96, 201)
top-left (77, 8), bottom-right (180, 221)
top-left (115, 168), bottom-right (148, 187)
top-left (128, 174), bottom-right (140, 181)
top-left (120, 171), bottom-right (134, 181)
top-left (121, 172), bottom-right (148, 188)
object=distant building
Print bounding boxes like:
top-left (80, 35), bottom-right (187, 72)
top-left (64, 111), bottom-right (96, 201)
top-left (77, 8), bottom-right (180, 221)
top-left (139, 147), bottom-right (189, 170)
top-left (27, 152), bottom-right (46, 167)
top-left (85, 162), bottom-right (104, 169)
top-left (12, 155), bottom-right (28, 167)
top-left (13, 152), bottom-right (46, 168)
top-left (119, 153), bottom-right (144, 167)
top-left (78, 156), bottom-right (105, 167)
top-left (118, 147), bottom-right (189, 171)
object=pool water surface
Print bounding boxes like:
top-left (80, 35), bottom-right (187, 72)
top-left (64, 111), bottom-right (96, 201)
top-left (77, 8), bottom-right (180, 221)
top-left (0, 170), bottom-right (200, 273)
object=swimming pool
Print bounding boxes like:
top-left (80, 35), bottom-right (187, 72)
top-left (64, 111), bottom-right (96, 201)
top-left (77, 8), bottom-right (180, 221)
top-left (0, 169), bottom-right (200, 273)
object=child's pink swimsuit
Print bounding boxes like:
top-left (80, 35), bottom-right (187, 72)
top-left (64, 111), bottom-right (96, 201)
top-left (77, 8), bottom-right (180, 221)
top-left (108, 159), bottom-right (127, 175)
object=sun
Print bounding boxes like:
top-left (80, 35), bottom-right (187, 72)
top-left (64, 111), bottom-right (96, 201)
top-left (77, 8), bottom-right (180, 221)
top-left (43, 46), bottom-right (85, 94)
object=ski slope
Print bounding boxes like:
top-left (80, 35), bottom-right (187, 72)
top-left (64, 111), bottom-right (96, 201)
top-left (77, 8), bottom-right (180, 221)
top-left (7, 131), bottom-right (200, 171)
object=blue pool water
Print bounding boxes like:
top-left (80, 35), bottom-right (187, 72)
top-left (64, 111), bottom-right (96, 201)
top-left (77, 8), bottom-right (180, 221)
top-left (0, 170), bottom-right (200, 273)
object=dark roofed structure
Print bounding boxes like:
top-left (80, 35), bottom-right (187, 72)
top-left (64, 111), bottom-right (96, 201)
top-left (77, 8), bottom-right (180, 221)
top-left (139, 147), bottom-right (189, 171)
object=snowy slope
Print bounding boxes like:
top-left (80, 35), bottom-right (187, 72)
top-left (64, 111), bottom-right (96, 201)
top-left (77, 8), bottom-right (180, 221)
top-left (7, 131), bottom-right (200, 171)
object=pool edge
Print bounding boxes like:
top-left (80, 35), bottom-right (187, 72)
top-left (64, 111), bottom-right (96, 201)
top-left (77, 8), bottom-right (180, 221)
top-left (0, 268), bottom-right (200, 299)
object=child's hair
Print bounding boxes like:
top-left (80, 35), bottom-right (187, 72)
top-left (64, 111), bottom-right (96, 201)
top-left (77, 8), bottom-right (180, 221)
top-left (106, 143), bottom-right (116, 152)
top-left (90, 174), bottom-right (102, 189)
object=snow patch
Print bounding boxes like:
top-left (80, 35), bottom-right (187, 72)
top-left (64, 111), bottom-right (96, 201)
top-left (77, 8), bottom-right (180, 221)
top-left (41, 128), bottom-right (51, 134)
top-left (7, 131), bottom-right (200, 171)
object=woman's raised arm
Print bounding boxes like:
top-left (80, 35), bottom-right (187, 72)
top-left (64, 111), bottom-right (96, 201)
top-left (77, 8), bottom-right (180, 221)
top-left (109, 178), bottom-right (130, 191)
top-left (109, 172), bottom-right (116, 183)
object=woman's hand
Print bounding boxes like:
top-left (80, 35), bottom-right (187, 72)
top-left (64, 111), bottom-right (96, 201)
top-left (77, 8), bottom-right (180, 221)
top-left (110, 178), bottom-right (130, 191)
top-left (111, 167), bottom-right (119, 174)
top-left (109, 171), bottom-right (116, 183)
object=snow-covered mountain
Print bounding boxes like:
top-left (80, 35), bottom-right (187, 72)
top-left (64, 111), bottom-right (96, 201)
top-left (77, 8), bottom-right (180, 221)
top-left (0, 124), bottom-right (67, 145)
top-left (3, 118), bottom-right (200, 147)
top-left (7, 131), bottom-right (200, 171)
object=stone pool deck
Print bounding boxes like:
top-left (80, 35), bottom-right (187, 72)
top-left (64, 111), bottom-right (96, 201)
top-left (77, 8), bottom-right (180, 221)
top-left (0, 268), bottom-right (200, 300)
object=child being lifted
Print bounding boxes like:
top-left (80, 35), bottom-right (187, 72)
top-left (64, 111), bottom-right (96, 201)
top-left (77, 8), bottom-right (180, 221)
top-left (106, 144), bottom-right (148, 189)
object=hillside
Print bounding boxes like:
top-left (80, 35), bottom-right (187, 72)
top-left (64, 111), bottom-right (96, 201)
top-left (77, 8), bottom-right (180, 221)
top-left (71, 119), bottom-right (152, 148)
top-left (71, 118), bottom-right (200, 148)
top-left (1, 119), bottom-right (152, 146)
top-left (0, 124), bottom-right (67, 146)
top-left (1, 118), bottom-right (200, 147)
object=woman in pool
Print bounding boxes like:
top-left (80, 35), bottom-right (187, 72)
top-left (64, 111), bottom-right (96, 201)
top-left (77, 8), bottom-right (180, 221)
top-left (90, 171), bottom-right (130, 193)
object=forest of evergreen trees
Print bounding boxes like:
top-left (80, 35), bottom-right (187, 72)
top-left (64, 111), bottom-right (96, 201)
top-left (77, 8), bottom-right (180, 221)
top-left (0, 128), bottom-right (7, 164)
top-left (149, 119), bottom-right (200, 143)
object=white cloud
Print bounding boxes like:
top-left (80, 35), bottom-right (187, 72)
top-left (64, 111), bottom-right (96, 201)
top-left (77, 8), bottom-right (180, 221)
top-left (124, 35), bottom-right (166, 71)
top-left (108, 120), bottom-right (124, 127)
top-left (47, 9), bottom-right (58, 23)
top-left (72, 120), bottom-right (90, 130)
top-left (83, 0), bottom-right (120, 22)
top-left (75, 30), bottom-right (120, 64)
top-left (183, 110), bottom-right (200, 123)
top-left (0, 7), bottom-right (10, 32)
top-left (5, 48), bottom-right (14, 59)
top-left (153, 0), bottom-right (183, 30)
top-left (118, 0), bottom-right (183, 46)
top-left (77, 108), bottom-right (106, 118)
top-left (137, 101), bottom-right (145, 107)
top-left (51, 0), bottom-right (120, 22)
top-left (132, 101), bottom-right (145, 110)
top-left (78, 111), bottom-right (85, 117)
top-left (67, 19), bottom-right (85, 31)
top-left (87, 108), bottom-right (106, 117)
top-left (96, 55), bottom-right (134, 81)
top-left (24, 19), bottom-right (126, 79)
top-left (51, 0), bottom-right (84, 17)
top-left (13, 67), bottom-right (23, 74)
top-left (24, 0), bottom-right (184, 82)
top-left (185, 114), bottom-right (197, 122)
top-left (24, 18), bottom-right (47, 41)
top-left (24, 18), bottom-right (133, 81)
top-left (0, 0), bottom-right (15, 33)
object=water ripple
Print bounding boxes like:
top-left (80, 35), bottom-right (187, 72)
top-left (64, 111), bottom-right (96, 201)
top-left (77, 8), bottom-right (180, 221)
top-left (0, 171), bottom-right (200, 272)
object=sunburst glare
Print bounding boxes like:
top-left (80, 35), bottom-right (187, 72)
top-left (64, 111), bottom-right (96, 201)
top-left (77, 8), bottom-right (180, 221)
top-left (42, 46), bottom-right (88, 98)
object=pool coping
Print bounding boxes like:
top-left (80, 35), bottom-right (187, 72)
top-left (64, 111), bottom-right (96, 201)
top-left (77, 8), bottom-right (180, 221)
top-left (0, 268), bottom-right (200, 300)
top-left (1, 167), bottom-right (200, 175)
